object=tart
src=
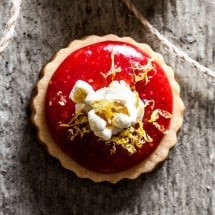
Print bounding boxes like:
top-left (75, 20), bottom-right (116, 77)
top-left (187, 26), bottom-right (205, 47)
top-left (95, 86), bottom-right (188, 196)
top-left (32, 35), bottom-right (184, 183)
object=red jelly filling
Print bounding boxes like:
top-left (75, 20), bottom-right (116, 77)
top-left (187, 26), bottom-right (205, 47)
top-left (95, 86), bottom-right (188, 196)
top-left (45, 41), bottom-right (173, 173)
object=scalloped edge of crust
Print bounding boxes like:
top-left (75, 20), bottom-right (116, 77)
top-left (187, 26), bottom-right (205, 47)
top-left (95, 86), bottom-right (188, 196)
top-left (31, 34), bottom-right (185, 183)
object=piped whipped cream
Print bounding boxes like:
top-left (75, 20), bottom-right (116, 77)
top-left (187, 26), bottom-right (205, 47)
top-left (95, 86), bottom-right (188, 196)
top-left (70, 80), bottom-right (145, 140)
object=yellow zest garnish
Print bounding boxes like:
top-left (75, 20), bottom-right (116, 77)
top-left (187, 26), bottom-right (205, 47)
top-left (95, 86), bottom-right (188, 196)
top-left (131, 58), bottom-right (154, 84)
top-left (102, 121), bottom-right (153, 155)
top-left (91, 99), bottom-right (129, 123)
top-left (143, 99), bottom-right (155, 110)
top-left (148, 109), bottom-right (172, 133)
top-left (60, 113), bottom-right (90, 141)
top-left (149, 109), bottom-right (172, 122)
top-left (100, 50), bottom-right (122, 80)
top-left (151, 122), bottom-right (167, 134)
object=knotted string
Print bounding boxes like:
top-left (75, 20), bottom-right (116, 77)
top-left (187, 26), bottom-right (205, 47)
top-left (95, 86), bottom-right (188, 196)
top-left (123, 0), bottom-right (215, 86)
top-left (0, 0), bottom-right (21, 53)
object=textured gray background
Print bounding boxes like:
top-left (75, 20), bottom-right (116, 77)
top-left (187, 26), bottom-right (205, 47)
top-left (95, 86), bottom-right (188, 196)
top-left (0, 0), bottom-right (214, 214)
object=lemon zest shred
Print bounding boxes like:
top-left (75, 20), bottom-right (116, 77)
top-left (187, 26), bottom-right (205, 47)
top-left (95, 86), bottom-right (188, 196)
top-left (152, 122), bottom-right (168, 134)
top-left (100, 50), bottom-right (122, 80)
top-left (130, 58), bottom-right (154, 84)
top-left (148, 109), bottom-right (172, 123)
top-left (143, 99), bottom-right (155, 110)
top-left (148, 109), bottom-right (172, 133)
top-left (60, 113), bottom-right (91, 141)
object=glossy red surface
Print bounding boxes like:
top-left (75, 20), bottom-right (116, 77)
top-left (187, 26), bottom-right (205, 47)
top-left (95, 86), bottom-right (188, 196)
top-left (45, 41), bottom-right (173, 173)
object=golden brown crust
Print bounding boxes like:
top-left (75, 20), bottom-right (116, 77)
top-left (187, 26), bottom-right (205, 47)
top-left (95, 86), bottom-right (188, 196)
top-left (31, 34), bottom-right (185, 183)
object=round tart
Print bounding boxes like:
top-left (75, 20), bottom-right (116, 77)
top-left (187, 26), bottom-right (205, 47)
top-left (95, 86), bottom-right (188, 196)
top-left (32, 35), bottom-right (184, 183)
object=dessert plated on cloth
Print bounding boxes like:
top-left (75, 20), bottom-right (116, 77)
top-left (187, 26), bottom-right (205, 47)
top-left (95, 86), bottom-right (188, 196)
top-left (31, 35), bottom-right (184, 183)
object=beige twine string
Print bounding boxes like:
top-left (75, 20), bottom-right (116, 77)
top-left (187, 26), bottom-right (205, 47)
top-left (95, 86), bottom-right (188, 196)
top-left (123, 0), bottom-right (215, 86)
top-left (0, 0), bottom-right (21, 53)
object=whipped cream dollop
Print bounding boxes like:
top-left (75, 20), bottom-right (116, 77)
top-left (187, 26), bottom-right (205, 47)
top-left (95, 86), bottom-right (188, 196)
top-left (70, 80), bottom-right (145, 140)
